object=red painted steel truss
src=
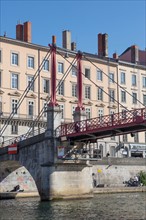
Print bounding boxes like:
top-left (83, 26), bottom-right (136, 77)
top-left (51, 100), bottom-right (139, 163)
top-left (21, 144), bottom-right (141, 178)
top-left (56, 108), bottom-right (146, 142)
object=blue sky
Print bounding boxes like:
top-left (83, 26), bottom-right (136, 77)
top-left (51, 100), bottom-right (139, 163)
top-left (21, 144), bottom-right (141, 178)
top-left (0, 0), bottom-right (145, 57)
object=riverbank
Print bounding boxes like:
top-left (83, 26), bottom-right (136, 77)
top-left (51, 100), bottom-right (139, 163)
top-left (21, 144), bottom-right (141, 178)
top-left (0, 191), bottom-right (39, 199)
top-left (93, 186), bottom-right (146, 194)
top-left (1, 186), bottom-right (146, 200)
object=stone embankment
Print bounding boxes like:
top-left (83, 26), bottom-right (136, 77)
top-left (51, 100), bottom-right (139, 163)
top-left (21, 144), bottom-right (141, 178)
top-left (93, 186), bottom-right (146, 194)
top-left (1, 186), bottom-right (146, 200)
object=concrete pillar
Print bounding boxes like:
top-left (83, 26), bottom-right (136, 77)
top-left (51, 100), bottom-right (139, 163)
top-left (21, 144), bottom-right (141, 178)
top-left (40, 164), bottom-right (93, 201)
top-left (45, 105), bottom-right (62, 163)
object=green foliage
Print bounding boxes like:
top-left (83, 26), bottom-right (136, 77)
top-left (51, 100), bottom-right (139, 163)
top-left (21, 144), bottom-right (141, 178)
top-left (139, 171), bottom-right (146, 186)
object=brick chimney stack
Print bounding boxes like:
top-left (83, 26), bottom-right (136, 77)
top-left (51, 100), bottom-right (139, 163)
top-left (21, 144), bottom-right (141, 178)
top-left (24, 21), bottom-right (31, 43)
top-left (16, 23), bottom-right (23, 41)
top-left (98, 33), bottom-right (108, 57)
top-left (52, 35), bottom-right (56, 45)
top-left (71, 42), bottom-right (76, 51)
top-left (16, 21), bottom-right (32, 43)
top-left (62, 30), bottom-right (71, 50)
top-left (113, 52), bottom-right (118, 59)
top-left (131, 45), bottom-right (139, 64)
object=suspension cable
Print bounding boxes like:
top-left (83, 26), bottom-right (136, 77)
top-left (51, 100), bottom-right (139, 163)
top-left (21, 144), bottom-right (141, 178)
top-left (0, 50), bottom-right (51, 136)
top-left (55, 51), bottom-right (141, 114)
top-left (25, 53), bottom-right (77, 137)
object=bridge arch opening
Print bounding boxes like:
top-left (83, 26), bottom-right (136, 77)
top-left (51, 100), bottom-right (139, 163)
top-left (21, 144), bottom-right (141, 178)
top-left (0, 160), bottom-right (39, 196)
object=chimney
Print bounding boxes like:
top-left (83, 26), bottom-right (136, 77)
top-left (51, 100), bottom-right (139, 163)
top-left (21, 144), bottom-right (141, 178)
top-left (71, 42), bottom-right (76, 51)
top-left (131, 45), bottom-right (139, 64)
top-left (62, 30), bottom-right (71, 50)
top-left (102, 33), bottom-right (108, 57)
top-left (98, 33), bottom-right (103, 56)
top-left (98, 33), bottom-right (108, 57)
top-left (23, 21), bottom-right (31, 43)
top-left (113, 52), bottom-right (118, 59)
top-left (52, 35), bottom-right (56, 45)
top-left (16, 23), bottom-right (23, 41)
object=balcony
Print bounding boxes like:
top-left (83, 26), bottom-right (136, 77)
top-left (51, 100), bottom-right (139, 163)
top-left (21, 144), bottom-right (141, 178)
top-left (0, 112), bottom-right (47, 127)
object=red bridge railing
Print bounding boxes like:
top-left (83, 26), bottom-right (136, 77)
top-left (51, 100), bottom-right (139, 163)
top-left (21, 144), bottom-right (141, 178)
top-left (56, 108), bottom-right (146, 138)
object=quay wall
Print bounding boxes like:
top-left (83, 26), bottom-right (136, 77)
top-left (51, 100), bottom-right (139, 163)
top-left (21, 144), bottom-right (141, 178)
top-left (91, 157), bottom-right (146, 187)
top-left (0, 157), bottom-right (146, 194)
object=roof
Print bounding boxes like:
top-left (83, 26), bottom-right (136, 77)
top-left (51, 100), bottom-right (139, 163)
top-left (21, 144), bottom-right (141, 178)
top-left (119, 46), bottom-right (146, 66)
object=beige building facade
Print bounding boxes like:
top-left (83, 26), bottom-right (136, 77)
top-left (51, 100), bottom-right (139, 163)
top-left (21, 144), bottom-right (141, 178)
top-left (0, 22), bottom-right (146, 158)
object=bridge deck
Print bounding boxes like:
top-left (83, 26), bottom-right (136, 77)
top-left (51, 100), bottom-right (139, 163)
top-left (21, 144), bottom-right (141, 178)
top-left (56, 108), bottom-right (146, 142)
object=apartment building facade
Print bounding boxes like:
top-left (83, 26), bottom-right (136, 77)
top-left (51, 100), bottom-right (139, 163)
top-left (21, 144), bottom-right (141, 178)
top-left (0, 21), bottom-right (146, 158)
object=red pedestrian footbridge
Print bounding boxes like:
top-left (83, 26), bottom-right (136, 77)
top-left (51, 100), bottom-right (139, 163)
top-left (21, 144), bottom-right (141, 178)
top-left (56, 108), bottom-right (146, 142)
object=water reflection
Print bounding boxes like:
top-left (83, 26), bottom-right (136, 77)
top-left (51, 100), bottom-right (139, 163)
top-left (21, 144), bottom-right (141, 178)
top-left (0, 193), bottom-right (146, 220)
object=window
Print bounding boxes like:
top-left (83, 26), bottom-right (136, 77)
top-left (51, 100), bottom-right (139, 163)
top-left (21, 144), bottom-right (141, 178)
top-left (121, 90), bottom-right (126, 102)
top-left (134, 132), bottom-right (139, 143)
top-left (97, 87), bottom-right (103, 101)
top-left (109, 89), bottom-right (115, 102)
top-left (85, 68), bottom-right (90, 79)
top-left (28, 76), bottom-right (34, 91)
top-left (121, 72), bottom-right (126, 84)
top-left (98, 108), bottom-right (104, 117)
top-left (143, 94), bottom-right (146, 105)
top-left (85, 108), bottom-right (91, 119)
top-left (12, 99), bottom-right (18, 114)
top-left (0, 50), bottom-right (1, 63)
top-left (11, 73), bottom-right (18, 89)
top-left (142, 76), bottom-right (146, 88)
top-left (98, 108), bottom-right (104, 124)
top-left (58, 62), bottom-right (64, 73)
top-left (28, 56), bottom-right (34, 68)
top-left (43, 79), bottom-right (50, 93)
top-left (85, 86), bottom-right (91, 99)
top-left (58, 81), bottom-right (64, 95)
top-left (72, 65), bottom-right (77, 76)
top-left (72, 84), bottom-right (77, 97)
top-left (0, 97), bottom-right (2, 114)
top-left (0, 71), bottom-right (1, 87)
top-left (109, 73), bottom-right (114, 83)
top-left (132, 74), bottom-right (137, 86)
top-left (28, 101), bottom-right (34, 116)
top-left (11, 125), bottom-right (18, 134)
top-left (110, 110), bottom-right (115, 123)
top-left (43, 59), bottom-right (49, 71)
top-left (43, 102), bottom-right (47, 118)
top-left (122, 109), bottom-right (127, 119)
top-left (72, 106), bottom-right (76, 119)
top-left (59, 104), bottom-right (64, 119)
top-left (132, 92), bottom-right (137, 104)
top-left (97, 70), bottom-right (102, 81)
top-left (11, 53), bottom-right (18, 65)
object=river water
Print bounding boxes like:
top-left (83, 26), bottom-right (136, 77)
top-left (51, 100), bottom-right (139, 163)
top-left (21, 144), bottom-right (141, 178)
top-left (0, 192), bottom-right (146, 220)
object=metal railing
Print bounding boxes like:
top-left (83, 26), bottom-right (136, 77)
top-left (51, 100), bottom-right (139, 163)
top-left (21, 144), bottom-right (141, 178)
top-left (0, 127), bottom-right (45, 148)
top-left (56, 108), bottom-right (146, 137)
